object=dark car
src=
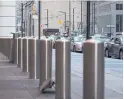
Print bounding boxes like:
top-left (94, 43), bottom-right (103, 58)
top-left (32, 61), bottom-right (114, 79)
top-left (104, 36), bottom-right (123, 59)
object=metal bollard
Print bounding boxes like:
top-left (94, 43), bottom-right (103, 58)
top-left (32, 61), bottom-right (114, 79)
top-left (0, 38), bottom-right (1, 52)
top-left (18, 37), bottom-right (23, 68)
top-left (2, 37), bottom-right (11, 58)
top-left (5, 37), bottom-right (8, 57)
top-left (22, 37), bottom-right (29, 72)
top-left (0, 38), bottom-right (3, 55)
top-left (3, 38), bottom-right (7, 57)
top-left (14, 37), bottom-right (18, 64)
top-left (28, 38), bottom-right (40, 79)
top-left (1, 38), bottom-right (4, 55)
top-left (18, 37), bottom-right (21, 67)
top-left (9, 37), bottom-right (14, 63)
top-left (39, 38), bottom-right (55, 92)
top-left (21, 38), bottom-right (24, 68)
top-left (83, 39), bottom-right (104, 99)
top-left (2, 38), bottom-right (6, 56)
top-left (55, 39), bottom-right (71, 99)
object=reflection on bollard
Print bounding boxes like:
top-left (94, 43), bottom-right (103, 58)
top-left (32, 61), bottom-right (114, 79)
top-left (83, 39), bottom-right (104, 99)
top-left (22, 37), bottom-right (29, 72)
top-left (55, 40), bottom-right (71, 99)
top-left (28, 38), bottom-right (40, 79)
top-left (39, 38), bottom-right (55, 92)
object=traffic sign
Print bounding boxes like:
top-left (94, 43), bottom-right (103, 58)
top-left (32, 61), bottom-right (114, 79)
top-left (58, 19), bottom-right (62, 25)
top-left (32, 4), bottom-right (37, 15)
top-left (40, 24), bottom-right (43, 28)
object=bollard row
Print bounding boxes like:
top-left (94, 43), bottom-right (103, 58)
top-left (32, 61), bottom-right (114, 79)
top-left (2, 36), bottom-right (104, 99)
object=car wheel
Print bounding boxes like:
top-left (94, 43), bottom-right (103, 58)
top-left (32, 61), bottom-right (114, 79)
top-left (119, 50), bottom-right (123, 60)
top-left (105, 49), bottom-right (110, 57)
top-left (73, 46), bottom-right (76, 52)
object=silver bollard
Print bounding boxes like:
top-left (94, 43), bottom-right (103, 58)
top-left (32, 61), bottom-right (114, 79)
top-left (18, 37), bottom-right (21, 67)
top-left (0, 38), bottom-right (3, 54)
top-left (18, 37), bottom-right (23, 68)
top-left (39, 38), bottom-right (55, 92)
top-left (28, 38), bottom-right (40, 79)
top-left (22, 37), bottom-right (29, 72)
top-left (2, 37), bottom-right (7, 57)
top-left (9, 37), bottom-right (14, 63)
top-left (3, 38), bottom-right (6, 56)
top-left (1, 38), bottom-right (4, 55)
top-left (55, 39), bottom-right (71, 99)
top-left (14, 37), bottom-right (18, 64)
top-left (83, 39), bottom-right (104, 99)
top-left (21, 38), bottom-right (24, 68)
top-left (0, 38), bottom-right (1, 52)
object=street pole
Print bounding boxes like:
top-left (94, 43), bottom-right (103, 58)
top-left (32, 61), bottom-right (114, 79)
top-left (38, 1), bottom-right (41, 39)
top-left (73, 8), bottom-right (75, 31)
top-left (46, 9), bottom-right (48, 28)
top-left (81, 1), bottom-right (83, 34)
top-left (21, 3), bottom-right (23, 37)
top-left (65, 12), bottom-right (66, 31)
top-left (92, 2), bottom-right (93, 35)
top-left (69, 0), bottom-right (71, 36)
top-left (94, 2), bottom-right (95, 34)
top-left (86, 1), bottom-right (90, 39)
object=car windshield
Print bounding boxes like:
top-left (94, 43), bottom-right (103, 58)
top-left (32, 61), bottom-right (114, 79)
top-left (92, 36), bottom-right (108, 41)
top-left (48, 35), bottom-right (56, 40)
top-left (74, 37), bottom-right (83, 42)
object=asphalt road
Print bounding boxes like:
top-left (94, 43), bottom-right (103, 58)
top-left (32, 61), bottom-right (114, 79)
top-left (52, 50), bottom-right (123, 99)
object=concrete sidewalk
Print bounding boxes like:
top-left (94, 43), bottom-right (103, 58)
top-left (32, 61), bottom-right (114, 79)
top-left (0, 52), bottom-right (122, 99)
top-left (0, 53), bottom-right (81, 99)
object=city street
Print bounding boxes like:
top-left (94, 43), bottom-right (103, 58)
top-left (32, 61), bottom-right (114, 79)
top-left (0, 50), bottom-right (122, 99)
top-left (52, 50), bottom-right (123, 99)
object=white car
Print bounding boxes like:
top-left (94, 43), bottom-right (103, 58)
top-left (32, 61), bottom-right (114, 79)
top-left (71, 37), bottom-right (85, 52)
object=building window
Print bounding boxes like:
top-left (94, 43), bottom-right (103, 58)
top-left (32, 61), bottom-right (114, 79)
top-left (116, 14), bottom-right (123, 32)
top-left (116, 4), bottom-right (123, 10)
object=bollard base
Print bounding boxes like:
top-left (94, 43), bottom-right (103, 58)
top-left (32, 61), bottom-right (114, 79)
top-left (17, 64), bottom-right (21, 68)
top-left (40, 79), bottom-right (55, 93)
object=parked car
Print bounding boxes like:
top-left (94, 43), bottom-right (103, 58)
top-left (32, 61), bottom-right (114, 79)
top-left (71, 36), bottom-right (85, 52)
top-left (91, 34), bottom-right (110, 47)
top-left (104, 36), bottom-right (123, 59)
